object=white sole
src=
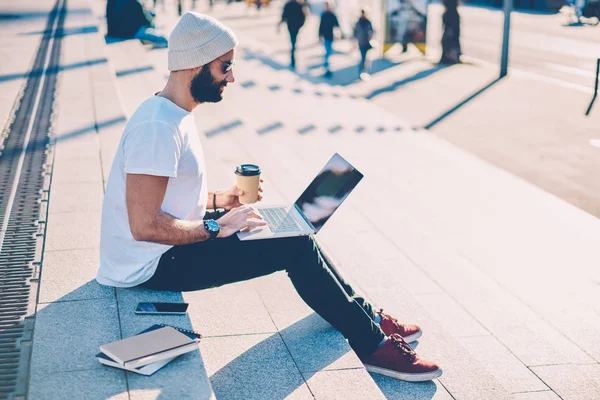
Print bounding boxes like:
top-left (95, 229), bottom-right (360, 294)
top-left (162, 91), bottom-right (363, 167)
top-left (365, 364), bottom-right (443, 382)
top-left (402, 329), bottom-right (422, 344)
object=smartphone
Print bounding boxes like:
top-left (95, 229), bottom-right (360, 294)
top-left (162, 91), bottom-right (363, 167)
top-left (135, 302), bottom-right (189, 315)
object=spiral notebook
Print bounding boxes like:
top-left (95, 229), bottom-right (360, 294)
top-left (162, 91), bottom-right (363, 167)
top-left (97, 324), bottom-right (202, 374)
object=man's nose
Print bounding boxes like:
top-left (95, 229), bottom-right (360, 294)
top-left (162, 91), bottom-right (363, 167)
top-left (226, 70), bottom-right (235, 83)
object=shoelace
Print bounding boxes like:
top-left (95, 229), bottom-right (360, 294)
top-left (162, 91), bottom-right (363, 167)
top-left (378, 308), bottom-right (395, 321)
top-left (389, 334), bottom-right (417, 359)
top-left (378, 309), bottom-right (405, 328)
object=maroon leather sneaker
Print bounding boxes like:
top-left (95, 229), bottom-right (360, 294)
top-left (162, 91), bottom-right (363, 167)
top-left (362, 334), bottom-right (443, 382)
top-left (377, 309), bottom-right (422, 343)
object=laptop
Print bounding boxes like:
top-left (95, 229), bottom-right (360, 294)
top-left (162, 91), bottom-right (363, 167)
top-left (237, 153), bottom-right (363, 241)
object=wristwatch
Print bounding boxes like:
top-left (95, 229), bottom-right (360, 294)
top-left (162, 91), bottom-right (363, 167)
top-left (203, 219), bottom-right (220, 239)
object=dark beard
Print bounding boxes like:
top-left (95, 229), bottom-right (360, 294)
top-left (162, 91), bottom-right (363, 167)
top-left (190, 66), bottom-right (227, 103)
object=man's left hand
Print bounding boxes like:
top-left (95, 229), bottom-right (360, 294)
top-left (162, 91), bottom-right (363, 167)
top-left (218, 179), bottom-right (264, 210)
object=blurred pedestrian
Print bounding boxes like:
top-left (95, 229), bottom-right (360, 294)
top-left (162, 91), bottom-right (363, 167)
top-left (575, 0), bottom-right (585, 23)
top-left (353, 9), bottom-right (374, 80)
top-left (108, 0), bottom-right (168, 48)
top-left (439, 0), bottom-right (461, 64)
top-left (279, 0), bottom-right (307, 69)
top-left (319, 2), bottom-right (341, 78)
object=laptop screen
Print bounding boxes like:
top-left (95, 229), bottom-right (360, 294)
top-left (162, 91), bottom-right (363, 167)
top-left (294, 153), bottom-right (363, 233)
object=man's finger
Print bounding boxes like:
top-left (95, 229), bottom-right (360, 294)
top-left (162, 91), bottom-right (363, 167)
top-left (248, 210), bottom-right (264, 220)
top-left (247, 218), bottom-right (267, 227)
top-left (244, 205), bottom-right (259, 214)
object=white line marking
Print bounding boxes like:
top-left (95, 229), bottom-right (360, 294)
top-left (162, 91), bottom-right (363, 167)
top-left (0, 0), bottom-right (63, 254)
top-left (463, 55), bottom-right (594, 94)
top-left (545, 63), bottom-right (597, 79)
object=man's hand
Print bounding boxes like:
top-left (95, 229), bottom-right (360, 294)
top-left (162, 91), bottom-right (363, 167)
top-left (217, 205), bottom-right (267, 238)
top-left (217, 179), bottom-right (264, 210)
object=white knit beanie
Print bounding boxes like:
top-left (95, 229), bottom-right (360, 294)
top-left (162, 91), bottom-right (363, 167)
top-left (168, 12), bottom-right (239, 72)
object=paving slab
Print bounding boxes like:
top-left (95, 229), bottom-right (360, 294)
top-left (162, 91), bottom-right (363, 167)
top-left (413, 292), bottom-right (490, 339)
top-left (369, 374), bottom-right (454, 400)
top-left (115, 286), bottom-right (194, 337)
top-left (511, 391), bottom-right (563, 400)
top-left (460, 335), bottom-right (549, 394)
top-left (28, 367), bottom-right (128, 400)
top-left (114, 286), bottom-right (215, 397)
top-left (39, 249), bottom-right (112, 303)
top-left (199, 334), bottom-right (313, 400)
top-left (531, 364), bottom-right (600, 400)
top-left (30, 298), bottom-right (120, 375)
top-left (47, 182), bottom-right (104, 214)
top-left (183, 280), bottom-right (277, 337)
top-left (127, 351), bottom-right (215, 400)
top-left (254, 272), bottom-right (365, 373)
top-left (50, 155), bottom-right (104, 184)
top-left (44, 210), bottom-right (101, 251)
top-left (304, 369), bottom-right (386, 400)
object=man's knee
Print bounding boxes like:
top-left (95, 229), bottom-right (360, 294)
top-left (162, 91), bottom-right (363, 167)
top-left (281, 235), bottom-right (321, 271)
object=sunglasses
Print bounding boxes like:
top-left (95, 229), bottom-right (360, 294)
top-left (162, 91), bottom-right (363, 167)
top-left (216, 58), bottom-right (235, 74)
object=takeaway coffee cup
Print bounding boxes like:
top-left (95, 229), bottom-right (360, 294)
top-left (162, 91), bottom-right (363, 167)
top-left (235, 164), bottom-right (261, 204)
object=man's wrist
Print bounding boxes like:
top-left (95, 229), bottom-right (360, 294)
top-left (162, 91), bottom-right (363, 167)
top-left (213, 190), bottom-right (223, 211)
top-left (203, 219), bottom-right (220, 239)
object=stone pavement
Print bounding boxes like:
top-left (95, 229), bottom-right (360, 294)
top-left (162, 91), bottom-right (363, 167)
top-left (1, 0), bottom-right (599, 399)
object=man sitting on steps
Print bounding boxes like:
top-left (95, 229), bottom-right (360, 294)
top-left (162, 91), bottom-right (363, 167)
top-left (96, 11), bottom-right (443, 382)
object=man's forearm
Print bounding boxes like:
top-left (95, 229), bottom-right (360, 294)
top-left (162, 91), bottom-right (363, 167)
top-left (137, 210), bottom-right (211, 245)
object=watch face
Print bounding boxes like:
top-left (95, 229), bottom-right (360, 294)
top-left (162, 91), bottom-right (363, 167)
top-left (206, 220), bottom-right (219, 231)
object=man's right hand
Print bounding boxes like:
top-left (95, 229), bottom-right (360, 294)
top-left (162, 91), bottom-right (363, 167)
top-left (217, 205), bottom-right (267, 238)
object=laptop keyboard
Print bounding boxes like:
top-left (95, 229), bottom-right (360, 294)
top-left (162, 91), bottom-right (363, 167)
top-left (260, 207), bottom-right (302, 233)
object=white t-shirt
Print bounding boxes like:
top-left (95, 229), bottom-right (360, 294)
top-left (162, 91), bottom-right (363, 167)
top-left (96, 96), bottom-right (208, 287)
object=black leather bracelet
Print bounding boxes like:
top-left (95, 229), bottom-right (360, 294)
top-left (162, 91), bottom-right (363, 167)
top-left (213, 191), bottom-right (217, 212)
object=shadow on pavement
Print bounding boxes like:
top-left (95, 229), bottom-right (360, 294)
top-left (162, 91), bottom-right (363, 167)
top-left (19, 25), bottom-right (98, 36)
top-left (365, 64), bottom-right (451, 100)
top-left (0, 58), bottom-right (107, 83)
top-left (422, 76), bottom-right (504, 130)
top-left (241, 46), bottom-right (406, 87)
top-left (0, 8), bottom-right (90, 22)
top-left (202, 116), bottom-right (409, 138)
top-left (0, 116), bottom-right (127, 160)
top-left (316, 57), bottom-right (407, 87)
top-left (371, 372), bottom-right (439, 400)
top-left (115, 65), bottom-right (155, 78)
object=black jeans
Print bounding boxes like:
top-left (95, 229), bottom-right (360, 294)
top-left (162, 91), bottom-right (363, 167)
top-left (138, 212), bottom-right (386, 358)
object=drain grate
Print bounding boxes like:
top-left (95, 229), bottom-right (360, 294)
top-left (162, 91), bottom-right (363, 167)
top-left (0, 0), bottom-right (65, 398)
